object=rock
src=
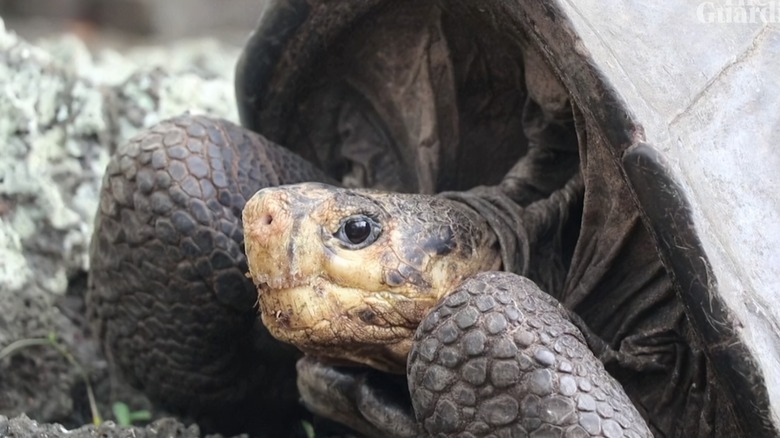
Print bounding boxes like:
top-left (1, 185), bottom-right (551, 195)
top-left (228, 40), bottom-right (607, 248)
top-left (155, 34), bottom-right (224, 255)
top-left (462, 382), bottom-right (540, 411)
top-left (0, 413), bottom-right (232, 438)
top-left (0, 17), bottom-right (240, 428)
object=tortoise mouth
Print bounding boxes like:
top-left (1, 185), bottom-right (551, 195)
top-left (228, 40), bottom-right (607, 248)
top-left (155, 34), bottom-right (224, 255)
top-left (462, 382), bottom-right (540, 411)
top-left (257, 277), bottom-right (425, 374)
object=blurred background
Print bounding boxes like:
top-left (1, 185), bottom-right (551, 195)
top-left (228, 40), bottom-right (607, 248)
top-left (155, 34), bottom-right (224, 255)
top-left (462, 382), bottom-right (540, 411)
top-left (0, 0), bottom-right (266, 48)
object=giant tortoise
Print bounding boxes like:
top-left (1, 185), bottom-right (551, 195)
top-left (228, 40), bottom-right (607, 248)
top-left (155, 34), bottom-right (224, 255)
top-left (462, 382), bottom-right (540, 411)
top-left (87, 0), bottom-right (780, 437)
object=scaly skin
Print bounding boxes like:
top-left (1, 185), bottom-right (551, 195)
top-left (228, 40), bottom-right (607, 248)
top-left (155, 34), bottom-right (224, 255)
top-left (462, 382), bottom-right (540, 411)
top-left (410, 272), bottom-right (650, 437)
top-left (87, 115), bottom-right (331, 436)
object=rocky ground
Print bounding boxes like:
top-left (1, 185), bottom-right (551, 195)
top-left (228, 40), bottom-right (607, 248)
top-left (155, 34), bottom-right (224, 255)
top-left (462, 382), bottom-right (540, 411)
top-left (0, 17), bottom-right (248, 437)
top-left (0, 415), bottom-right (207, 438)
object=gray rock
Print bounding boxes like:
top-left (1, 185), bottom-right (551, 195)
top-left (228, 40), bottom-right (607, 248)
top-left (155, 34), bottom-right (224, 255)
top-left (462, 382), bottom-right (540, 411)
top-left (0, 414), bottom-right (230, 438)
top-left (0, 17), bottom-right (239, 428)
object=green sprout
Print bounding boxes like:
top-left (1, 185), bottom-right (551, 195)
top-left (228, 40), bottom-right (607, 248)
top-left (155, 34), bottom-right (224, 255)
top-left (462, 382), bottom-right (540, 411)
top-left (112, 401), bottom-right (151, 427)
top-left (301, 419), bottom-right (316, 438)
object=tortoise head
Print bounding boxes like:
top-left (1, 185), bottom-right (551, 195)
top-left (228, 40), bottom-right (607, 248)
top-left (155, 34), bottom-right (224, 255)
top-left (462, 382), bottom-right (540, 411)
top-left (243, 182), bottom-right (500, 373)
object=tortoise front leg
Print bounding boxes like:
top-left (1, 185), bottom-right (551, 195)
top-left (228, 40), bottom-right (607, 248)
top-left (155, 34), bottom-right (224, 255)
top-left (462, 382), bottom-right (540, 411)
top-left (408, 271), bottom-right (652, 437)
top-left (88, 115), bottom-right (333, 435)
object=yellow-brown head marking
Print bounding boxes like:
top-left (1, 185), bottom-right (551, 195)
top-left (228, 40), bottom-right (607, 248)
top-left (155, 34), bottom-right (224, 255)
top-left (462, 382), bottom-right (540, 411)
top-left (243, 183), bottom-right (500, 373)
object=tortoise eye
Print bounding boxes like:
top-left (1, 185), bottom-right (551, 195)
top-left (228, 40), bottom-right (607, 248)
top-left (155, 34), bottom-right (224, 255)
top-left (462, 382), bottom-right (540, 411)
top-left (336, 215), bottom-right (381, 248)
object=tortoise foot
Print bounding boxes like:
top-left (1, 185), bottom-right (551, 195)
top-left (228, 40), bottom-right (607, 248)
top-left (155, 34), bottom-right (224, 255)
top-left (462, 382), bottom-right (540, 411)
top-left (408, 271), bottom-right (652, 437)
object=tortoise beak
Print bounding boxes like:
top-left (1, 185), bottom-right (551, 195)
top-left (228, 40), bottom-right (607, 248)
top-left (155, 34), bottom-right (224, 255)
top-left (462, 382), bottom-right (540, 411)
top-left (244, 190), bottom-right (288, 248)
top-left (243, 183), bottom-right (337, 290)
top-left (243, 188), bottom-right (299, 290)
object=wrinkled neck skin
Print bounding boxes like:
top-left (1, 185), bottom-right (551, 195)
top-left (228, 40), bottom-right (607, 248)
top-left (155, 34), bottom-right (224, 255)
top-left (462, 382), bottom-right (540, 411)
top-left (441, 172), bottom-right (584, 297)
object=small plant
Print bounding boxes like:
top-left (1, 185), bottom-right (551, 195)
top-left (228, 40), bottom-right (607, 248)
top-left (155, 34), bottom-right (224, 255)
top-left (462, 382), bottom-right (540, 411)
top-left (112, 401), bottom-right (151, 427)
top-left (301, 420), bottom-right (316, 438)
top-left (0, 331), bottom-right (102, 425)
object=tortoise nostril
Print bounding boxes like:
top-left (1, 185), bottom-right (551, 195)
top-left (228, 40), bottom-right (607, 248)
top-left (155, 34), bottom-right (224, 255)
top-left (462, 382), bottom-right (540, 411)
top-left (262, 214), bottom-right (273, 226)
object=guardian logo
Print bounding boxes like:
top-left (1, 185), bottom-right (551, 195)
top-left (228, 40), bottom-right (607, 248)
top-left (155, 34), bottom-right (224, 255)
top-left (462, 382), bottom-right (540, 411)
top-left (697, 0), bottom-right (780, 23)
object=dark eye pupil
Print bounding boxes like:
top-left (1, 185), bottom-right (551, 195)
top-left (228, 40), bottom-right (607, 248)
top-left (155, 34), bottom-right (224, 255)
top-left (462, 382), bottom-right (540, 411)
top-left (344, 218), bottom-right (371, 244)
top-left (336, 214), bottom-right (381, 248)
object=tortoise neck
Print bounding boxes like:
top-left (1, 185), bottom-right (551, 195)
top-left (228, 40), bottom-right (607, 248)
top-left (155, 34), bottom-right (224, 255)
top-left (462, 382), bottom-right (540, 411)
top-left (440, 173), bottom-right (583, 296)
top-left (440, 186), bottom-right (531, 276)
